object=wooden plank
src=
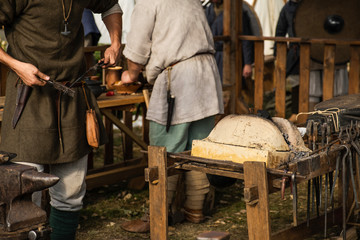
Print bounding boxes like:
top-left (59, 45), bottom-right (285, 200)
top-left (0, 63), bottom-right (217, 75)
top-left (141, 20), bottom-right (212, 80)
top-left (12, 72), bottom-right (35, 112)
top-left (244, 161), bottom-right (271, 240)
top-left (87, 157), bottom-right (143, 175)
top-left (298, 43), bottom-right (311, 123)
top-left (141, 104), bottom-right (149, 145)
top-left (176, 164), bottom-right (244, 180)
top-left (254, 41), bottom-right (264, 111)
top-left (322, 44), bottom-right (336, 101)
top-left (148, 146), bottom-right (168, 240)
top-left (101, 109), bottom-right (148, 150)
top-left (238, 35), bottom-right (360, 46)
top-left (97, 93), bottom-right (144, 109)
top-left (275, 42), bottom-right (287, 118)
top-left (349, 45), bottom-right (360, 94)
top-left (85, 162), bottom-right (147, 190)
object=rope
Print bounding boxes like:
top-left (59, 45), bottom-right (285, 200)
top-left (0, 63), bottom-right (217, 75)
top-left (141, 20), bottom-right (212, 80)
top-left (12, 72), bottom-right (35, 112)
top-left (296, 108), bottom-right (341, 132)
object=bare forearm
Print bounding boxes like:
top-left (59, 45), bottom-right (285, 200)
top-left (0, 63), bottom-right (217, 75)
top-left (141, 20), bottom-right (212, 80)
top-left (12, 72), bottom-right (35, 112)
top-left (127, 59), bottom-right (143, 81)
top-left (101, 13), bottom-right (122, 66)
top-left (0, 47), bottom-right (20, 71)
top-left (103, 13), bottom-right (122, 49)
top-left (118, 59), bottom-right (144, 85)
top-left (0, 47), bottom-right (49, 85)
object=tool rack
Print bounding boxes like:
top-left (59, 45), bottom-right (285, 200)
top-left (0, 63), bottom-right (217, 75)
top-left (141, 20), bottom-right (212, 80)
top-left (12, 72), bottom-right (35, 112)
top-left (145, 145), bottom-right (350, 240)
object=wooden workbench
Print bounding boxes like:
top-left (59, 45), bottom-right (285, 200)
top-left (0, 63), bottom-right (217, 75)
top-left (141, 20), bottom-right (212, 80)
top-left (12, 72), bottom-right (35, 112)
top-left (145, 146), bottom-right (344, 240)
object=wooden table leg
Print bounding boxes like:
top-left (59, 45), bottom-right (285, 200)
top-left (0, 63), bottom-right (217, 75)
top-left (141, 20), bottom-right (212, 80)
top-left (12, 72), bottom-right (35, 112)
top-left (244, 161), bottom-right (271, 240)
top-left (104, 114), bottom-right (114, 165)
top-left (148, 146), bottom-right (168, 240)
top-left (123, 111), bottom-right (133, 160)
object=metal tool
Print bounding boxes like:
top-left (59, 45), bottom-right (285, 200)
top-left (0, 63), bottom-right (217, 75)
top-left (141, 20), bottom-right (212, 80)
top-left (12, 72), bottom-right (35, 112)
top-left (324, 173), bottom-right (329, 238)
top-left (69, 60), bottom-right (105, 88)
top-left (38, 78), bottom-right (75, 97)
top-left (0, 151), bottom-right (17, 164)
top-left (292, 173), bottom-right (298, 226)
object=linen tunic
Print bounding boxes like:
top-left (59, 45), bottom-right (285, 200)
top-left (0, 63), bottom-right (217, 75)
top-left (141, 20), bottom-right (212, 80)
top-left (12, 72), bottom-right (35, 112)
top-left (0, 0), bottom-right (117, 164)
top-left (123, 0), bottom-right (224, 126)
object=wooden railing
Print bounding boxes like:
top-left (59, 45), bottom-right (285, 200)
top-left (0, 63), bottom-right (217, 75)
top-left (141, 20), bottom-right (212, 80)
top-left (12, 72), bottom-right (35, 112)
top-left (236, 36), bottom-right (360, 122)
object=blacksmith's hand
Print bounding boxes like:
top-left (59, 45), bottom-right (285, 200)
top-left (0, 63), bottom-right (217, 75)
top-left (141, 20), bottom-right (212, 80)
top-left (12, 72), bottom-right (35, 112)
top-left (13, 61), bottom-right (49, 86)
top-left (102, 44), bottom-right (121, 68)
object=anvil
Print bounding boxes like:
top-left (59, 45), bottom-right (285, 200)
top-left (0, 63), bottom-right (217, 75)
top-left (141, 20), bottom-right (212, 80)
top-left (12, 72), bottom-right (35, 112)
top-left (0, 162), bottom-right (59, 233)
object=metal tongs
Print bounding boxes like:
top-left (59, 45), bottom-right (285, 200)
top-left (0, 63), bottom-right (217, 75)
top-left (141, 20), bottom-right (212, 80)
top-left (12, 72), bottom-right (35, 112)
top-left (38, 78), bottom-right (75, 97)
top-left (69, 60), bottom-right (105, 88)
top-left (39, 61), bottom-right (105, 97)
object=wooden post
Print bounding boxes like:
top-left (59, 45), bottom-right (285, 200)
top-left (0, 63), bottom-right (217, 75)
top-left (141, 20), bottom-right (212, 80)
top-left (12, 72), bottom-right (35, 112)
top-left (254, 41), bottom-right (264, 112)
top-left (322, 44), bottom-right (336, 101)
top-left (148, 146), bottom-right (168, 240)
top-left (349, 45), bottom-right (360, 94)
top-left (275, 42), bottom-right (287, 118)
top-left (244, 161), bottom-right (271, 240)
top-left (235, 0), bottom-right (242, 114)
top-left (223, 0), bottom-right (234, 113)
top-left (104, 115), bottom-right (114, 165)
top-left (298, 43), bottom-right (311, 123)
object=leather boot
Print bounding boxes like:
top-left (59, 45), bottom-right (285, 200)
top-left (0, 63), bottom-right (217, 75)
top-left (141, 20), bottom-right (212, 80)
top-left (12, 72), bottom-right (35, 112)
top-left (49, 206), bottom-right (79, 240)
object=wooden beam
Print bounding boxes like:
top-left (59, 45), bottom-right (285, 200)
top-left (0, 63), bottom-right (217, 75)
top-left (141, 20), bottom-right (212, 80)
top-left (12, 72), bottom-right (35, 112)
top-left (322, 44), bottom-right (336, 101)
top-left (86, 162), bottom-right (147, 190)
top-left (104, 115), bottom-right (114, 165)
top-left (275, 42), bottom-right (287, 118)
top-left (298, 43), bottom-right (311, 123)
top-left (244, 161), bottom-right (271, 240)
top-left (148, 146), bottom-right (168, 240)
top-left (123, 111), bottom-right (133, 160)
top-left (238, 35), bottom-right (360, 46)
top-left (349, 45), bottom-right (360, 94)
top-left (254, 41), bottom-right (264, 111)
top-left (101, 109), bottom-right (148, 150)
top-left (235, 0), bottom-right (242, 115)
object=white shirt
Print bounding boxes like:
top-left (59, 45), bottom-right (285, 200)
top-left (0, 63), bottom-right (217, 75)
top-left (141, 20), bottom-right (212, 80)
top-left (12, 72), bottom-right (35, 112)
top-left (124, 0), bottom-right (224, 125)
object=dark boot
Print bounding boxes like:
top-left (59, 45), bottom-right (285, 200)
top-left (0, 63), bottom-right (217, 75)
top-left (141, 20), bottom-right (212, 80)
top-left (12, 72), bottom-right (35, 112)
top-left (49, 206), bottom-right (79, 240)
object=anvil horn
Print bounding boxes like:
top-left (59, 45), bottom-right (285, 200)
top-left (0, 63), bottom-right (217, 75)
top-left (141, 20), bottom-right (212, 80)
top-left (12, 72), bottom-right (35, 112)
top-left (21, 170), bottom-right (59, 195)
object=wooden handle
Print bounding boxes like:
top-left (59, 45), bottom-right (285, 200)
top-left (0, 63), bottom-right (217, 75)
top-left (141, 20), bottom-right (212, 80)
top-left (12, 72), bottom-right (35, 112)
top-left (142, 89), bottom-right (150, 109)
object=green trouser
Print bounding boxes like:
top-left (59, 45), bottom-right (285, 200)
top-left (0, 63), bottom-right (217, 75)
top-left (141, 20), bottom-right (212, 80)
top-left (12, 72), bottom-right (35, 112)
top-left (150, 116), bottom-right (215, 211)
top-left (149, 116), bottom-right (215, 153)
top-left (49, 207), bottom-right (79, 240)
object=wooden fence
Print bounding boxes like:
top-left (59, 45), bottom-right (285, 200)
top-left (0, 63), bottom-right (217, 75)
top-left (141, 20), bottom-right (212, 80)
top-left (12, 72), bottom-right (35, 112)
top-left (221, 0), bottom-right (360, 123)
top-left (238, 36), bottom-right (360, 122)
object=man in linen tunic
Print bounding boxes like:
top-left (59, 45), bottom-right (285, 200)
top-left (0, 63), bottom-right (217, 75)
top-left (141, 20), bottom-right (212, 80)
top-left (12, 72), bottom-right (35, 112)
top-left (0, 1), bottom-right (122, 239)
top-left (116, 0), bottom-right (224, 223)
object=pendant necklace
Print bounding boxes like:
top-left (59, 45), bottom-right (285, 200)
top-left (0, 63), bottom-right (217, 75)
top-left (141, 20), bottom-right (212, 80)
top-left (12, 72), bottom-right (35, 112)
top-left (60, 0), bottom-right (73, 36)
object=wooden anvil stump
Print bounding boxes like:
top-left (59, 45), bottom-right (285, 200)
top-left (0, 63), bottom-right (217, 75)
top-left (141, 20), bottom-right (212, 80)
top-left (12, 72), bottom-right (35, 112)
top-left (0, 162), bottom-right (59, 236)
